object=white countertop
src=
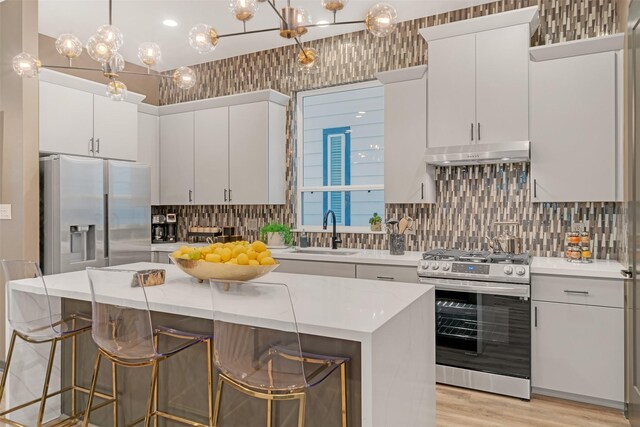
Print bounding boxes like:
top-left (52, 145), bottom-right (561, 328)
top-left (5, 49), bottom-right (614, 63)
top-left (531, 257), bottom-right (626, 280)
top-left (151, 242), bottom-right (208, 252)
top-left (271, 247), bottom-right (424, 267)
top-left (12, 262), bottom-right (432, 341)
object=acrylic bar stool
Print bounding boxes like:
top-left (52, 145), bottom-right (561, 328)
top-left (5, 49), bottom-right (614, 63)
top-left (0, 259), bottom-right (94, 427)
top-left (209, 280), bottom-right (349, 427)
top-left (84, 268), bottom-right (214, 427)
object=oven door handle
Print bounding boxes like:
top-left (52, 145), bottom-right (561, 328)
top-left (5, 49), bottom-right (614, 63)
top-left (420, 278), bottom-right (530, 298)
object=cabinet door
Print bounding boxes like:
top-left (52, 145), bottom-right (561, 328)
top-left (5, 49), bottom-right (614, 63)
top-left (530, 52), bottom-right (616, 202)
top-left (194, 108), bottom-right (229, 205)
top-left (93, 95), bottom-right (138, 160)
top-left (39, 81), bottom-right (94, 156)
top-left (159, 112), bottom-right (194, 205)
top-left (384, 75), bottom-right (435, 203)
top-left (274, 259), bottom-right (356, 278)
top-left (427, 34), bottom-right (476, 147)
top-left (356, 264), bottom-right (418, 283)
top-left (229, 102), bottom-right (268, 204)
top-left (532, 301), bottom-right (624, 403)
top-left (137, 113), bottom-right (160, 205)
top-left (475, 25), bottom-right (530, 143)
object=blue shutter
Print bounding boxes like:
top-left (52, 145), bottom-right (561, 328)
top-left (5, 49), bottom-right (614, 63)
top-left (322, 127), bottom-right (351, 226)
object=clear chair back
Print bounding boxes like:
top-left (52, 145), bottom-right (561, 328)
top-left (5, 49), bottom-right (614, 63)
top-left (209, 280), bottom-right (307, 392)
top-left (1, 259), bottom-right (63, 340)
top-left (86, 268), bottom-right (156, 360)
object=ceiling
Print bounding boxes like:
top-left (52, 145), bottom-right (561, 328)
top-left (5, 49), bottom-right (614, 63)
top-left (39, 0), bottom-right (494, 72)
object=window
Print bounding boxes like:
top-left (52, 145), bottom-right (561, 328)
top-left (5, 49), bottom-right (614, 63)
top-left (297, 82), bottom-right (384, 231)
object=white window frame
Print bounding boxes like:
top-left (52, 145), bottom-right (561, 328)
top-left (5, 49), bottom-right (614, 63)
top-left (296, 80), bottom-right (384, 233)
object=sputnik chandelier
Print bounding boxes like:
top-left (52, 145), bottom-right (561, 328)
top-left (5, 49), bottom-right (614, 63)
top-left (12, 0), bottom-right (196, 101)
top-left (188, 0), bottom-right (398, 72)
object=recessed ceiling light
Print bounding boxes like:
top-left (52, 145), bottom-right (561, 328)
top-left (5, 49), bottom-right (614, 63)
top-left (356, 115), bottom-right (363, 118)
top-left (358, 111), bottom-right (366, 114)
top-left (316, 20), bottom-right (330, 27)
top-left (163, 19), bottom-right (178, 27)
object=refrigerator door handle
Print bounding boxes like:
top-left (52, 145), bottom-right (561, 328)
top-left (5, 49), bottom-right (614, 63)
top-left (104, 193), bottom-right (109, 260)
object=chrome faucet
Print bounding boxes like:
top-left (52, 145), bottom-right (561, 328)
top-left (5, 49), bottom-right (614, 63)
top-left (323, 210), bottom-right (342, 250)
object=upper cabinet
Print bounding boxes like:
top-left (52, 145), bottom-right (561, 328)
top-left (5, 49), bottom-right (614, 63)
top-left (421, 6), bottom-right (539, 148)
top-left (137, 110), bottom-right (160, 205)
top-left (530, 34), bottom-right (624, 202)
top-left (158, 90), bottom-right (289, 206)
top-left (376, 66), bottom-right (435, 204)
top-left (39, 70), bottom-right (144, 161)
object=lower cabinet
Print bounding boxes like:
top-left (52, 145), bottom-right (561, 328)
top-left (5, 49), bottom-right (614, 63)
top-left (531, 275), bottom-right (624, 407)
top-left (356, 264), bottom-right (418, 283)
top-left (275, 259), bottom-right (356, 278)
top-left (151, 252), bottom-right (171, 264)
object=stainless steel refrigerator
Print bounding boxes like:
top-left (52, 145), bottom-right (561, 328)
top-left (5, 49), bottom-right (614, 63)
top-left (41, 154), bottom-right (151, 275)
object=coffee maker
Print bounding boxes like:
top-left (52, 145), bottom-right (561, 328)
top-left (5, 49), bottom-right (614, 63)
top-left (152, 215), bottom-right (166, 243)
top-left (166, 213), bottom-right (177, 243)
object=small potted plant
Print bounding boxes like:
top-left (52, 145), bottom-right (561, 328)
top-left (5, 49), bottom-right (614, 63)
top-left (369, 212), bottom-right (383, 232)
top-left (259, 223), bottom-right (294, 248)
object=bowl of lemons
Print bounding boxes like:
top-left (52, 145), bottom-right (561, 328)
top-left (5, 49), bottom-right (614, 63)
top-left (169, 240), bottom-right (279, 283)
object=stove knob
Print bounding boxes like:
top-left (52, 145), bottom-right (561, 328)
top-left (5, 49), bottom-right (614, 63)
top-left (432, 262), bottom-right (440, 271)
top-left (420, 261), bottom-right (429, 270)
top-left (442, 262), bottom-right (450, 271)
top-left (516, 267), bottom-right (526, 276)
top-left (503, 266), bottom-right (513, 275)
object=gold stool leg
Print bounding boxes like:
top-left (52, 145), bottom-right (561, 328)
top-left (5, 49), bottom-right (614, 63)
top-left (144, 361), bottom-right (159, 427)
top-left (36, 339), bottom-right (58, 426)
top-left (207, 340), bottom-right (214, 427)
top-left (0, 331), bottom-right (18, 403)
top-left (297, 393), bottom-right (306, 427)
top-left (213, 374), bottom-right (224, 427)
top-left (153, 336), bottom-right (159, 427)
top-left (340, 363), bottom-right (347, 427)
top-left (266, 395), bottom-right (272, 427)
top-left (112, 361), bottom-right (118, 427)
top-left (83, 352), bottom-right (102, 427)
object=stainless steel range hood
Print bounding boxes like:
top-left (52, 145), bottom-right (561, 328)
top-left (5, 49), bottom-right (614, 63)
top-left (423, 141), bottom-right (530, 166)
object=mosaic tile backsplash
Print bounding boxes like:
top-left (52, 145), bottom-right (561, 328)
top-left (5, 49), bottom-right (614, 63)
top-left (155, 0), bottom-right (623, 260)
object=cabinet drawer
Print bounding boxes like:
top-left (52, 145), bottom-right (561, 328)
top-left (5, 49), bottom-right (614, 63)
top-left (532, 274), bottom-right (623, 308)
top-left (274, 259), bottom-right (356, 278)
top-left (356, 264), bottom-right (418, 283)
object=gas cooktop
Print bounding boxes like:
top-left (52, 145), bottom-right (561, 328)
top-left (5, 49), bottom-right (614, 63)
top-left (418, 249), bottom-right (531, 283)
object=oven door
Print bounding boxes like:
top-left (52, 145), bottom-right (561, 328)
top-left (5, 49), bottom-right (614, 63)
top-left (420, 277), bottom-right (531, 379)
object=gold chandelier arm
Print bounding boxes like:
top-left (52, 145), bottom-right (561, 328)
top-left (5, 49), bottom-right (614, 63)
top-left (264, 0), bottom-right (308, 58)
top-left (41, 64), bottom-right (173, 79)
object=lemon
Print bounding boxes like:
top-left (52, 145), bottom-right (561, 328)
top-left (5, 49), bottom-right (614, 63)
top-left (220, 248), bottom-right (232, 262)
top-left (171, 250), bottom-right (182, 258)
top-left (251, 241), bottom-right (268, 253)
top-left (179, 254), bottom-right (190, 260)
top-left (249, 260), bottom-right (260, 266)
top-left (188, 249), bottom-right (201, 260)
top-left (205, 253), bottom-right (221, 263)
top-left (180, 245), bottom-right (191, 255)
top-left (200, 247), bottom-right (213, 255)
top-left (257, 250), bottom-right (272, 262)
top-left (224, 243), bottom-right (235, 249)
top-left (226, 258), bottom-right (238, 265)
top-left (237, 253), bottom-right (249, 265)
top-left (232, 246), bottom-right (247, 258)
top-left (259, 256), bottom-right (276, 266)
top-left (246, 249), bottom-right (258, 260)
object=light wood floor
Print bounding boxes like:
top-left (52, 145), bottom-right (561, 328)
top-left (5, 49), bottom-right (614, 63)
top-left (437, 384), bottom-right (629, 427)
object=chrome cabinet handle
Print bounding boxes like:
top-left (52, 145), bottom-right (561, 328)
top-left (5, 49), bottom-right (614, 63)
top-left (534, 306), bottom-right (538, 327)
top-left (95, 138), bottom-right (100, 154)
top-left (229, 189), bottom-right (232, 202)
top-left (89, 137), bottom-right (94, 155)
top-left (224, 189), bottom-right (228, 202)
top-left (376, 276), bottom-right (395, 281)
top-left (564, 290), bottom-right (589, 295)
top-left (188, 190), bottom-right (193, 203)
top-left (471, 123), bottom-right (474, 141)
top-left (421, 183), bottom-right (424, 200)
top-left (534, 179), bottom-right (537, 198)
top-left (477, 122), bottom-right (481, 141)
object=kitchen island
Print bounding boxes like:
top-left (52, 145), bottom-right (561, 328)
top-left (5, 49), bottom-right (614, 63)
top-left (5, 262), bottom-right (435, 426)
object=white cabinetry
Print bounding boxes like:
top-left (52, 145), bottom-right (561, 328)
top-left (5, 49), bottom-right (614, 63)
top-left (39, 70), bottom-right (143, 160)
top-left (531, 274), bottom-right (624, 408)
top-left (376, 66), bottom-right (435, 203)
top-left (159, 112), bottom-right (194, 205)
top-left (194, 108), bottom-right (229, 205)
top-left (530, 43), bottom-right (621, 202)
top-left (158, 91), bottom-right (288, 206)
top-left (420, 7), bottom-right (538, 147)
top-left (138, 111), bottom-right (160, 205)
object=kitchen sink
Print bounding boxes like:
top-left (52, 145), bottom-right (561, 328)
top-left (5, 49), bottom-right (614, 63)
top-left (290, 248), bottom-right (360, 256)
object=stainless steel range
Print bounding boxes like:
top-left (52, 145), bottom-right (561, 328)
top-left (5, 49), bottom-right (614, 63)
top-left (417, 249), bottom-right (531, 399)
